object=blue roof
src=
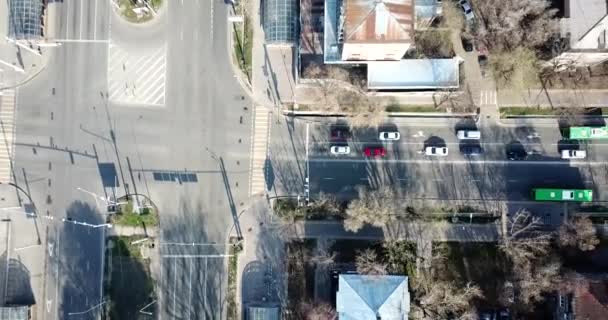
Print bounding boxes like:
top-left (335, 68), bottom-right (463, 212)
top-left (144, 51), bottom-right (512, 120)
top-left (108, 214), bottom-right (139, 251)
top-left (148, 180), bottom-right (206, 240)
top-left (367, 59), bottom-right (460, 89)
top-left (336, 274), bottom-right (410, 320)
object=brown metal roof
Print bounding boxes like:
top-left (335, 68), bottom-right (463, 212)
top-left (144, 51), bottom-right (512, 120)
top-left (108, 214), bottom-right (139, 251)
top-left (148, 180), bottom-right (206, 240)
top-left (343, 0), bottom-right (414, 43)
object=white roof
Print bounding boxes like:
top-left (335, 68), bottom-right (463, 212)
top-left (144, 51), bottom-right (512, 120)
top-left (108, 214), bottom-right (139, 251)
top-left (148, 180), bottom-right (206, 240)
top-left (367, 58), bottom-right (460, 89)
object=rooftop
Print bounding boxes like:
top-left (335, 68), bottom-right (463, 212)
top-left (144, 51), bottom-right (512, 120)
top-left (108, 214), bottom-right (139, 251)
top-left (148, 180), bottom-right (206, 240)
top-left (336, 274), bottom-right (410, 320)
top-left (572, 274), bottom-right (608, 320)
top-left (343, 0), bottom-right (414, 43)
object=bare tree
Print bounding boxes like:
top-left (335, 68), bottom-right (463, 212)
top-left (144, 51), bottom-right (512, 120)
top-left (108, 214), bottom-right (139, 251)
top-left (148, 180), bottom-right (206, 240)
top-left (413, 275), bottom-right (483, 320)
top-left (355, 249), bottom-right (388, 275)
top-left (558, 215), bottom-right (600, 251)
top-left (300, 302), bottom-right (338, 320)
top-left (344, 186), bottom-right (398, 232)
top-left (500, 209), bottom-right (561, 310)
top-left (309, 192), bottom-right (342, 216)
top-left (310, 248), bottom-right (336, 267)
top-left (302, 63), bottom-right (386, 128)
top-left (500, 209), bottom-right (552, 265)
top-left (473, 0), bottom-right (559, 53)
top-left (441, 1), bottom-right (465, 31)
top-left (489, 47), bottom-right (541, 91)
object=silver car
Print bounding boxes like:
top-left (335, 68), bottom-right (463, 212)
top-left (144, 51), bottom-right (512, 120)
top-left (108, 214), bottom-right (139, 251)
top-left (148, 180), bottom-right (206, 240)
top-left (459, 0), bottom-right (475, 20)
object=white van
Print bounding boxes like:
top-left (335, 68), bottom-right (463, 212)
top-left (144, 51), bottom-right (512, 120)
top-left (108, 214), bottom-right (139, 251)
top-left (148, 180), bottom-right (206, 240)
top-left (457, 130), bottom-right (481, 140)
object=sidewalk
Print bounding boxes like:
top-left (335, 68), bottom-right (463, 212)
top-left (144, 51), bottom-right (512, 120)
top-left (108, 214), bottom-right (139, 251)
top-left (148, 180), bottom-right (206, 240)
top-left (285, 220), bottom-right (501, 242)
top-left (250, 0), bottom-right (297, 107)
top-left (233, 197), bottom-right (285, 316)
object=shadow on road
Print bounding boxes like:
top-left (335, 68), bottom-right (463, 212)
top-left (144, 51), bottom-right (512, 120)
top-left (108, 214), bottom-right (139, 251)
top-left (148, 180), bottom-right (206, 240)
top-left (58, 201), bottom-right (105, 320)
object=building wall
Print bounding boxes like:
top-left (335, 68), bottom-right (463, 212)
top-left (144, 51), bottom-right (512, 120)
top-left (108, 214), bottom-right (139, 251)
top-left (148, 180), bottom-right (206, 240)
top-left (572, 14), bottom-right (608, 49)
top-left (341, 42), bottom-right (410, 61)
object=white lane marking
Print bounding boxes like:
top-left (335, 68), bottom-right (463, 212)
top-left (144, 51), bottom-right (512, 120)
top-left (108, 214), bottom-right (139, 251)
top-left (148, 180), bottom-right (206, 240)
top-left (203, 259), bottom-right (208, 320)
top-left (322, 177), bottom-right (335, 180)
top-left (172, 259), bottom-right (177, 318)
top-left (66, 0), bottom-right (71, 39)
top-left (180, 29), bottom-right (184, 41)
top-left (188, 259), bottom-right (193, 320)
top-left (210, 0), bottom-right (214, 41)
top-left (93, 0), bottom-right (98, 39)
top-left (79, 0), bottom-right (84, 40)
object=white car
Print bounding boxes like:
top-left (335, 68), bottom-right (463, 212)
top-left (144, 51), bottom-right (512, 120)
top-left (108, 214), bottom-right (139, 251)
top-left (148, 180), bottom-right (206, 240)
top-left (561, 149), bottom-right (586, 159)
top-left (457, 130), bottom-right (481, 140)
top-left (379, 131), bottom-right (400, 141)
top-left (330, 145), bottom-right (350, 155)
top-left (425, 146), bottom-right (448, 156)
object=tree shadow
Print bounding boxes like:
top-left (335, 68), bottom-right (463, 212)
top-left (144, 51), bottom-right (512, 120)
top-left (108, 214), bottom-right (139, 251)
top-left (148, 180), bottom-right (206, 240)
top-left (0, 252), bottom-right (36, 306)
top-left (58, 201), bottom-right (105, 320)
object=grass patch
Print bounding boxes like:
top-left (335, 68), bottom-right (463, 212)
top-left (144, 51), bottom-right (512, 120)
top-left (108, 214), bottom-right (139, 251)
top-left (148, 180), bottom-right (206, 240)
top-left (116, 0), bottom-right (162, 23)
top-left (110, 200), bottom-right (158, 227)
top-left (273, 198), bottom-right (344, 221)
top-left (286, 240), bottom-right (316, 318)
top-left (227, 238), bottom-right (243, 320)
top-left (385, 104), bottom-right (442, 113)
top-left (500, 106), bottom-right (608, 117)
top-left (233, 8), bottom-right (253, 82)
top-left (106, 236), bottom-right (155, 319)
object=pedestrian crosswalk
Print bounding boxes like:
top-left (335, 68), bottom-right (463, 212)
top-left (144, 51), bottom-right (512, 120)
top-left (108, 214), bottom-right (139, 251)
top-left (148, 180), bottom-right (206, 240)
top-left (0, 90), bottom-right (16, 183)
top-left (249, 106), bottom-right (271, 197)
top-left (107, 45), bottom-right (166, 106)
top-left (478, 89), bottom-right (497, 106)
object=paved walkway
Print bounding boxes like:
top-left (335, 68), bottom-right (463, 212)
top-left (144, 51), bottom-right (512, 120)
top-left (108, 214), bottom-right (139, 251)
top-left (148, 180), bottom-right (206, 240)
top-left (284, 220), bottom-right (501, 242)
top-left (250, 0), bottom-right (296, 107)
top-left (109, 224), bottom-right (158, 237)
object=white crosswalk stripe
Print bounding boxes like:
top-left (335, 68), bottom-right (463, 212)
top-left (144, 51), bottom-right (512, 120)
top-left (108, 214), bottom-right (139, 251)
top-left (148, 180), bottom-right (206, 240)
top-left (249, 106), bottom-right (271, 196)
top-left (478, 90), bottom-right (497, 106)
top-left (107, 45), bottom-right (166, 106)
top-left (0, 90), bottom-right (16, 183)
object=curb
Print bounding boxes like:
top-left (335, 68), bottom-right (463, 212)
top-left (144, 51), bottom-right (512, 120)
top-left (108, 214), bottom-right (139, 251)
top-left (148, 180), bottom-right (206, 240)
top-left (501, 114), bottom-right (608, 119)
top-left (282, 110), bottom-right (477, 118)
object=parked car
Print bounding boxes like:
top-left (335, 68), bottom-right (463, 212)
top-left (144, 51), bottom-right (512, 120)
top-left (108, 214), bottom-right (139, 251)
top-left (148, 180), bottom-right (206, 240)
top-left (507, 149), bottom-right (527, 160)
top-left (461, 37), bottom-right (474, 52)
top-left (561, 149), bottom-right (586, 159)
top-left (457, 130), bottom-right (481, 140)
top-left (364, 146), bottom-right (386, 157)
top-left (459, 0), bottom-right (475, 20)
top-left (330, 145), bottom-right (350, 155)
top-left (425, 146), bottom-right (448, 156)
top-left (379, 131), bottom-right (400, 141)
top-left (460, 145), bottom-right (483, 156)
top-left (331, 127), bottom-right (351, 141)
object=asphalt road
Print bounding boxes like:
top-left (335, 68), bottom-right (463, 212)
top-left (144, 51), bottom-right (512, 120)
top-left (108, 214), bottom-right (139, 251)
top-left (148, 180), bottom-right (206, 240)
top-left (12, 0), bottom-right (112, 318)
top-left (12, 1), bottom-right (252, 319)
top-left (269, 117), bottom-right (608, 206)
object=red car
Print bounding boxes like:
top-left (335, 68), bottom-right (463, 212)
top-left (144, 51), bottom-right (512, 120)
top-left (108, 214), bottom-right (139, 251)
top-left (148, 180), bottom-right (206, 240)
top-left (364, 146), bottom-right (386, 157)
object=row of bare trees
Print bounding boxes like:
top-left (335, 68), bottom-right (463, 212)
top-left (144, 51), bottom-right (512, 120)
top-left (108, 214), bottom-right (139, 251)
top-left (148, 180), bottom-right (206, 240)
top-left (302, 64), bottom-right (386, 127)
